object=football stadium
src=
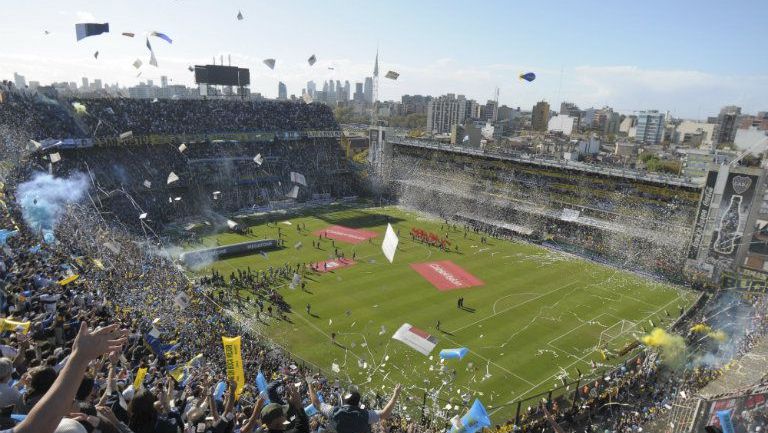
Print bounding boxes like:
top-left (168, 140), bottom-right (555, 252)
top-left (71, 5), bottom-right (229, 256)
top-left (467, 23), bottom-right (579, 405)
top-left (1, 5), bottom-right (768, 433)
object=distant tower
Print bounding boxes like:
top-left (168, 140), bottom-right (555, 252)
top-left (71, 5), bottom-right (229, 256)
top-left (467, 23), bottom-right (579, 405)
top-left (372, 49), bottom-right (379, 124)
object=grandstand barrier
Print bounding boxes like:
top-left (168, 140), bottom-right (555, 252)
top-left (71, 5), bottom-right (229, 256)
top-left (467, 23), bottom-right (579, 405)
top-left (179, 239), bottom-right (279, 267)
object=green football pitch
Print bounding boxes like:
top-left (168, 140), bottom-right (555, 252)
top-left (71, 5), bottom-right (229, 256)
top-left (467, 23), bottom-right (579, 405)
top-left (190, 204), bottom-right (696, 420)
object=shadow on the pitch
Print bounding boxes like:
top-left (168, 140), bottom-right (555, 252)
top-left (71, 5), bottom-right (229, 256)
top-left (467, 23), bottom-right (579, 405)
top-left (460, 306), bottom-right (476, 313)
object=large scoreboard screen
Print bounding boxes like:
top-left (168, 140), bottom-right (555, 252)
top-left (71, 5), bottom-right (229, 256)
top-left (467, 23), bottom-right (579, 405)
top-left (194, 65), bottom-right (250, 86)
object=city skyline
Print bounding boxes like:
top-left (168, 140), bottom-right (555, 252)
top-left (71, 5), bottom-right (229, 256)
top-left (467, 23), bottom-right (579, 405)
top-left (1, 0), bottom-right (767, 118)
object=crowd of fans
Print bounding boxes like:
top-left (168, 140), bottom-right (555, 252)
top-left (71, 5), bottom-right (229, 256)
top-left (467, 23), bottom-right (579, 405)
top-left (0, 82), bottom-right (84, 140)
top-left (0, 87), bottom-right (357, 231)
top-left (69, 98), bottom-right (338, 137)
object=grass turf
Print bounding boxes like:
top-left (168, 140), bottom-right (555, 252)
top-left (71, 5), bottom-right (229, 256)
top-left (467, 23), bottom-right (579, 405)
top-left (191, 204), bottom-right (696, 420)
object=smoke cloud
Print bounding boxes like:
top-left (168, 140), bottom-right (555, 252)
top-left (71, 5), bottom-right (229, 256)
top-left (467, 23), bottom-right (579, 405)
top-left (641, 328), bottom-right (687, 366)
top-left (16, 172), bottom-right (90, 242)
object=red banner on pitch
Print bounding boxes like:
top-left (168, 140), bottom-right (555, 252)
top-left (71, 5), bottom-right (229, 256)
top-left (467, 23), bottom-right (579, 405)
top-left (313, 225), bottom-right (378, 244)
top-left (410, 260), bottom-right (484, 291)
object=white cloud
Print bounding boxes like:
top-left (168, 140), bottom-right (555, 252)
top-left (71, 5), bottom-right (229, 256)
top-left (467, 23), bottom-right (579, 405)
top-left (75, 11), bottom-right (97, 22)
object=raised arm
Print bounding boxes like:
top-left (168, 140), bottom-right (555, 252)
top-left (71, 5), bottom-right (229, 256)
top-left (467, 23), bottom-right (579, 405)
top-left (14, 323), bottom-right (126, 433)
top-left (240, 395), bottom-right (265, 433)
top-left (376, 384), bottom-right (402, 420)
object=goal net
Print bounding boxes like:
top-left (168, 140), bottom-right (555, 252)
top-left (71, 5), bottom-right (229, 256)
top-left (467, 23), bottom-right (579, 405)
top-left (598, 320), bottom-right (639, 352)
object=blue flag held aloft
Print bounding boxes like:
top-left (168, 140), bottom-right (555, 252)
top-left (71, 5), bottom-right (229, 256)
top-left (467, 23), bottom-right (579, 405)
top-left (75, 23), bottom-right (109, 41)
top-left (447, 399), bottom-right (491, 433)
top-left (305, 404), bottom-right (317, 416)
top-left (144, 332), bottom-right (179, 359)
top-left (717, 410), bottom-right (735, 433)
top-left (0, 229), bottom-right (18, 245)
top-left (214, 381), bottom-right (227, 400)
top-left (440, 348), bottom-right (469, 360)
top-left (256, 371), bottom-right (270, 403)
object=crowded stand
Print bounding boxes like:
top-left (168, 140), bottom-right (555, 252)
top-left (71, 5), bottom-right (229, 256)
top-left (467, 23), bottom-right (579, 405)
top-left (0, 88), bottom-right (355, 231)
top-left (389, 144), bottom-right (699, 279)
top-left (0, 82), bottom-right (84, 140)
top-left (68, 98), bottom-right (338, 137)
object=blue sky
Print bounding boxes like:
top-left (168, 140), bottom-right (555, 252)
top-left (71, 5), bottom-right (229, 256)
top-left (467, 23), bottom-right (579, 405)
top-left (1, 0), bottom-right (766, 118)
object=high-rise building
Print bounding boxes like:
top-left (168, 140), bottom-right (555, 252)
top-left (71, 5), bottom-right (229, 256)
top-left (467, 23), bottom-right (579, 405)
top-left (353, 82), bottom-right (364, 102)
top-left (13, 72), bottom-right (26, 88)
top-left (559, 102), bottom-right (580, 117)
top-left (363, 77), bottom-right (373, 104)
top-left (635, 110), bottom-right (665, 145)
top-left (81, 77), bottom-right (89, 91)
top-left (340, 80), bottom-right (350, 102)
top-left (713, 105), bottom-right (742, 145)
top-left (481, 100), bottom-right (498, 122)
top-left (401, 95), bottom-right (432, 115)
top-left (426, 94), bottom-right (472, 134)
top-left (605, 112), bottom-right (621, 135)
top-left (306, 81), bottom-right (316, 97)
top-left (160, 76), bottom-right (168, 88)
top-left (93, 79), bottom-right (103, 90)
top-left (278, 82), bottom-right (287, 100)
top-left (531, 101), bottom-right (550, 131)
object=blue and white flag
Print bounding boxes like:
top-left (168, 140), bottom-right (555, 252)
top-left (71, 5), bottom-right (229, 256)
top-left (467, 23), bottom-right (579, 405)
top-left (717, 410), bottom-right (735, 433)
top-left (256, 371), bottom-right (270, 403)
top-left (447, 399), bottom-right (491, 433)
top-left (439, 348), bottom-right (469, 360)
top-left (75, 23), bottom-right (109, 41)
top-left (150, 31), bottom-right (173, 44)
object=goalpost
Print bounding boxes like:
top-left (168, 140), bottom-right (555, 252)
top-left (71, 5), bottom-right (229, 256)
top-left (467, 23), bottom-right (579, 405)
top-left (597, 320), bottom-right (639, 351)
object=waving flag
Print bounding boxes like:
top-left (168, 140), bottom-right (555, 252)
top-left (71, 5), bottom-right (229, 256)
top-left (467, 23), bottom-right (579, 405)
top-left (519, 72), bottom-right (536, 82)
top-left (169, 353), bottom-right (203, 384)
top-left (385, 71), bottom-right (400, 80)
top-left (308, 54), bottom-right (317, 66)
top-left (439, 347), bottom-right (469, 360)
top-left (256, 371), bottom-right (270, 403)
top-left (146, 38), bottom-right (158, 67)
top-left (263, 58), bottom-right (276, 70)
top-left (392, 323), bottom-right (437, 356)
top-left (75, 23), bottom-right (109, 41)
top-left (0, 319), bottom-right (31, 334)
top-left (381, 223), bottom-right (399, 263)
top-left (448, 399), bottom-right (492, 433)
top-left (290, 171), bottom-right (307, 186)
top-left (144, 332), bottom-right (180, 359)
top-left (150, 31), bottom-right (173, 44)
